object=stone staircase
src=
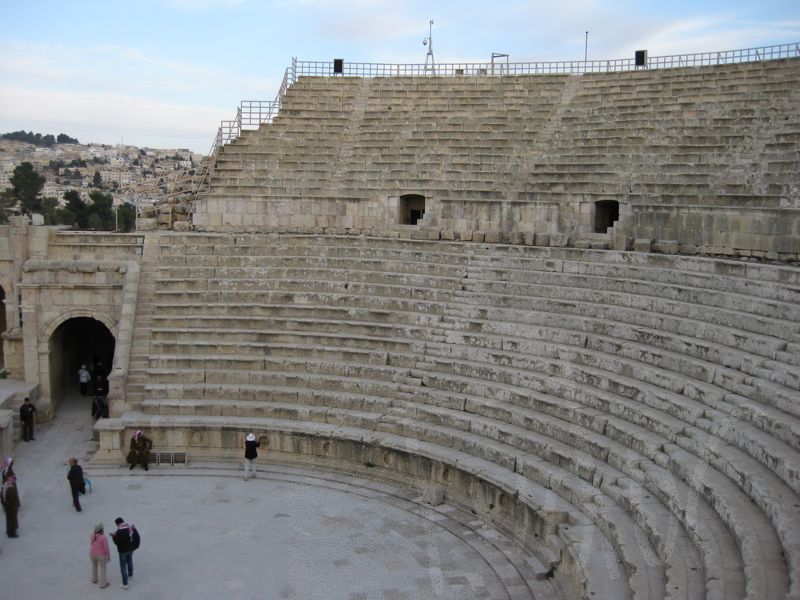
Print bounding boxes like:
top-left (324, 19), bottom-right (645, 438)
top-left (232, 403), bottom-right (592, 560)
top-left (102, 231), bottom-right (800, 600)
top-left (120, 235), bottom-right (159, 412)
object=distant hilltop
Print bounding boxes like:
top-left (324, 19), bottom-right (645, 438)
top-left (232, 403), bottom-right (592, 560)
top-left (2, 130), bottom-right (80, 147)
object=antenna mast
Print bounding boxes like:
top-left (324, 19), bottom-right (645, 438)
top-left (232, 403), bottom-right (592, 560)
top-left (423, 20), bottom-right (435, 75)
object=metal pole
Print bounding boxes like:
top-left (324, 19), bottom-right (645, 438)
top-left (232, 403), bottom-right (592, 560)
top-left (585, 31), bottom-right (589, 63)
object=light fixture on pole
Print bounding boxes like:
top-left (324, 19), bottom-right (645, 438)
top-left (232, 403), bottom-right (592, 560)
top-left (585, 31), bottom-right (589, 63)
top-left (423, 20), bottom-right (435, 75)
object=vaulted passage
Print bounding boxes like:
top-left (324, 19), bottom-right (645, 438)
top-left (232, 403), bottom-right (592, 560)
top-left (49, 317), bottom-right (115, 403)
top-left (398, 194), bottom-right (426, 225)
top-left (594, 200), bottom-right (619, 233)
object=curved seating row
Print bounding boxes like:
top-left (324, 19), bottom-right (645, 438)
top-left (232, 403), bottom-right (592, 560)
top-left (116, 232), bottom-right (800, 599)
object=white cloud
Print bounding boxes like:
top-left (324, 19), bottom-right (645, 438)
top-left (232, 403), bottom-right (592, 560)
top-left (0, 85), bottom-right (227, 152)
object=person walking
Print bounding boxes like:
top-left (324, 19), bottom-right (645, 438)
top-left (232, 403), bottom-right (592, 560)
top-left (1, 458), bottom-right (20, 538)
top-left (110, 517), bottom-right (140, 589)
top-left (244, 432), bottom-right (260, 480)
top-left (19, 397), bottom-right (36, 442)
top-left (78, 365), bottom-right (91, 397)
top-left (67, 457), bottom-right (85, 512)
top-left (90, 523), bottom-right (111, 588)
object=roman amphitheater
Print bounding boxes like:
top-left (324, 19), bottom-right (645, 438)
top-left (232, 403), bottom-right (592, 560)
top-left (0, 44), bottom-right (799, 598)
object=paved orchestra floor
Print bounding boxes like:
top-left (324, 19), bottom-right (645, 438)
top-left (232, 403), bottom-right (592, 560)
top-left (0, 391), bottom-right (554, 599)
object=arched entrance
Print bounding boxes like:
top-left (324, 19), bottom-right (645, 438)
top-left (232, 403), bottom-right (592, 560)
top-left (49, 317), bottom-right (115, 404)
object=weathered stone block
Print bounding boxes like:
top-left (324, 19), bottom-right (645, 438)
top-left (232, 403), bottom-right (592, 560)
top-left (652, 240), bottom-right (679, 254)
top-left (612, 235), bottom-right (632, 251)
top-left (633, 238), bottom-right (652, 253)
top-left (550, 233), bottom-right (569, 247)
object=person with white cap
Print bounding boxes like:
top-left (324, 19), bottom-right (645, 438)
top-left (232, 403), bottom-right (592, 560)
top-left (244, 433), bottom-right (260, 480)
top-left (78, 364), bottom-right (91, 396)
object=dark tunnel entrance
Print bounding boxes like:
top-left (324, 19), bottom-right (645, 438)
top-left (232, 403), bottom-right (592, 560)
top-left (49, 317), bottom-right (115, 404)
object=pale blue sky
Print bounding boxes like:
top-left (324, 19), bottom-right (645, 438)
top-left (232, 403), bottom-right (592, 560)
top-left (1, 0), bottom-right (798, 152)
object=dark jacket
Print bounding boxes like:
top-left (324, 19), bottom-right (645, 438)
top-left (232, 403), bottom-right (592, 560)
top-left (19, 402), bottom-right (36, 423)
top-left (112, 523), bottom-right (138, 553)
top-left (67, 464), bottom-right (85, 493)
top-left (245, 439), bottom-right (259, 460)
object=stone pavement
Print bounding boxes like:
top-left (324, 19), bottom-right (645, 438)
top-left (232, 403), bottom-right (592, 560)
top-left (0, 393), bottom-right (557, 600)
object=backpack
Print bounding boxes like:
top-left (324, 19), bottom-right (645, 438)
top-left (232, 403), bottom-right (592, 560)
top-left (131, 525), bottom-right (141, 550)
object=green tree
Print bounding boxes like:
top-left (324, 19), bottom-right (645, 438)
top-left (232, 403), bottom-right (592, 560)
top-left (0, 189), bottom-right (15, 223)
top-left (87, 190), bottom-right (115, 229)
top-left (9, 162), bottom-right (46, 215)
top-left (56, 133), bottom-right (79, 144)
top-left (87, 213), bottom-right (104, 230)
top-left (62, 190), bottom-right (88, 228)
top-left (39, 196), bottom-right (59, 224)
top-left (92, 170), bottom-right (103, 188)
top-left (117, 202), bottom-right (136, 232)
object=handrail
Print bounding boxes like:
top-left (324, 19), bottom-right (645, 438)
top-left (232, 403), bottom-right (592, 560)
top-left (212, 41), bottom-right (798, 150)
top-left (296, 42), bottom-right (800, 77)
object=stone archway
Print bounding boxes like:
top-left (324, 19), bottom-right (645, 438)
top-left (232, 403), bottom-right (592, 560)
top-left (48, 317), bottom-right (116, 405)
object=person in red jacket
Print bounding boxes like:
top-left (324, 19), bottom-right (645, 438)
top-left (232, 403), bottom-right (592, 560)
top-left (90, 523), bottom-right (111, 588)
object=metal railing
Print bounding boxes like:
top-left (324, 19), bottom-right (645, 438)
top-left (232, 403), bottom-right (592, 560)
top-left (209, 42), bottom-right (799, 151)
top-left (214, 61), bottom-right (296, 150)
top-left (296, 42), bottom-right (800, 78)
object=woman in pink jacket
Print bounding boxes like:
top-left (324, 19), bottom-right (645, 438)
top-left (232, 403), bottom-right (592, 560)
top-left (90, 523), bottom-right (111, 588)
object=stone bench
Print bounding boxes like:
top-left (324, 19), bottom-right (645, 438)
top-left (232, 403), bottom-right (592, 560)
top-left (410, 349), bottom-right (798, 596)
top-left (435, 322), bottom-right (800, 451)
top-left (152, 302), bottom-right (445, 327)
top-left (420, 341), bottom-right (800, 494)
top-left (158, 264), bottom-right (466, 285)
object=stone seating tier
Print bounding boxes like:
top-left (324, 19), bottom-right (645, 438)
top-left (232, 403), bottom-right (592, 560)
top-left (97, 232), bottom-right (800, 599)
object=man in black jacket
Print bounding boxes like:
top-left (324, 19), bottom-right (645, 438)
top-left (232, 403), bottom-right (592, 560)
top-left (66, 458), bottom-right (85, 512)
top-left (19, 397), bottom-right (36, 442)
top-left (110, 517), bottom-right (139, 589)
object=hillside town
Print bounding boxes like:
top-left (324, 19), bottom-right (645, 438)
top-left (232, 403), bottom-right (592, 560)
top-left (0, 133), bottom-right (206, 213)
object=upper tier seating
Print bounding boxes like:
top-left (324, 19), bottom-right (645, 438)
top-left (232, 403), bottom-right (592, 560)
top-left (194, 58), bottom-right (800, 245)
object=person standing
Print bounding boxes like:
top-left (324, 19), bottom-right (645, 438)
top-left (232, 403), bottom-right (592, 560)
top-left (1, 459), bottom-right (20, 538)
top-left (90, 523), bottom-right (111, 588)
top-left (244, 432), bottom-right (260, 480)
top-left (19, 397), bottom-right (36, 442)
top-left (110, 517), bottom-right (139, 589)
top-left (78, 365), bottom-right (91, 396)
top-left (67, 458), bottom-right (85, 512)
top-left (93, 374), bottom-right (108, 399)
